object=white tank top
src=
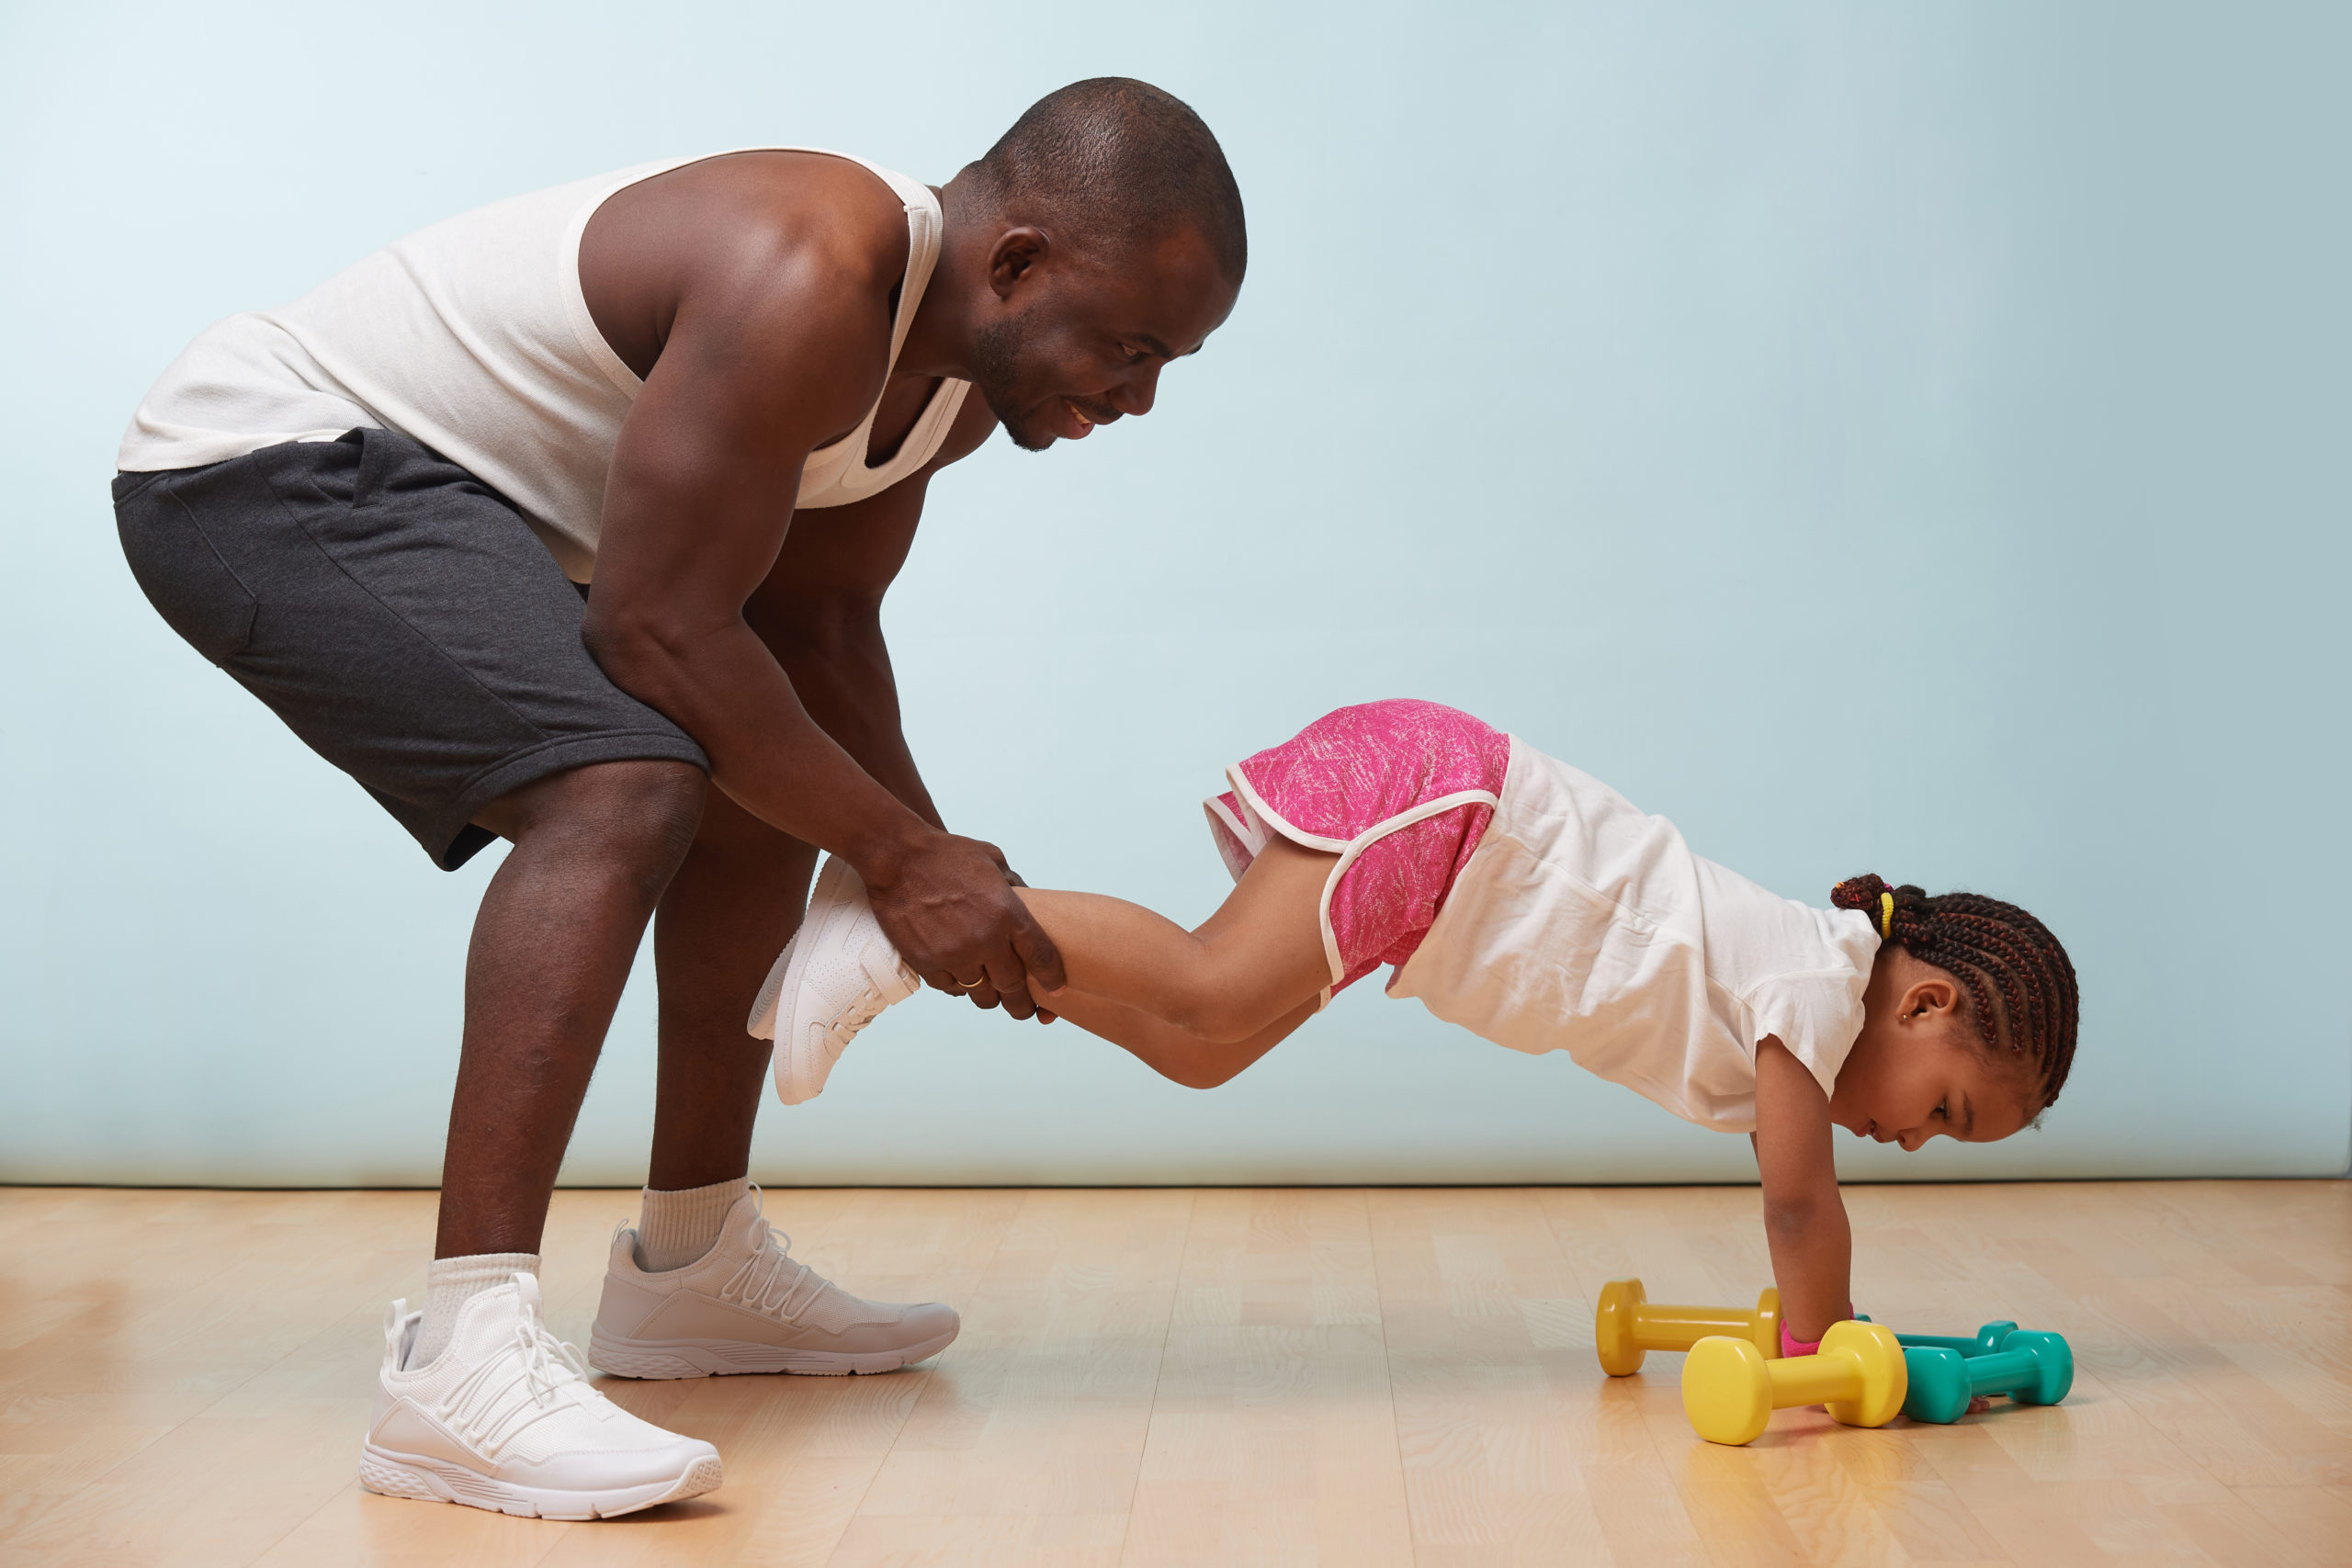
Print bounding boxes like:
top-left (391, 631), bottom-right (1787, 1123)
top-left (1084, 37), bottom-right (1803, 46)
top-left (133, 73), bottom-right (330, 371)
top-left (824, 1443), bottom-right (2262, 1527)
top-left (116, 149), bottom-right (974, 581)
top-left (1387, 738), bottom-right (1881, 1134)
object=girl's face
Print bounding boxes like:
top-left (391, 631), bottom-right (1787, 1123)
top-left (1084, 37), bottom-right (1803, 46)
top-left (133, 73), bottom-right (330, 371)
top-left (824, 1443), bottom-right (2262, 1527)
top-left (1828, 949), bottom-right (2038, 1150)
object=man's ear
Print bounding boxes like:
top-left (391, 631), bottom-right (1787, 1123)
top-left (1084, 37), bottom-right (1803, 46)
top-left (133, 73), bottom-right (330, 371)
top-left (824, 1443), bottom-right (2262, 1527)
top-left (988, 227), bottom-right (1050, 300)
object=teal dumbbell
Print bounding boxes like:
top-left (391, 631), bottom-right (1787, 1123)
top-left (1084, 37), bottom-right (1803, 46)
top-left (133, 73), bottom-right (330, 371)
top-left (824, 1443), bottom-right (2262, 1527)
top-left (1855, 1313), bottom-right (2019, 1359)
top-left (1895, 1321), bottom-right (2018, 1359)
top-left (1901, 1329), bottom-right (2073, 1424)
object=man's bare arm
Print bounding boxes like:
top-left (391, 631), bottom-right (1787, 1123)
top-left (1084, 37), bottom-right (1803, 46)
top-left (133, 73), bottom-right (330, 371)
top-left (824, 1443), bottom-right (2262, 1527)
top-left (756, 530), bottom-right (944, 831)
top-left (1750, 1036), bottom-right (1853, 1343)
top-left (580, 165), bottom-right (1061, 998)
top-left (740, 398), bottom-right (1056, 1019)
top-left (744, 390), bottom-right (998, 832)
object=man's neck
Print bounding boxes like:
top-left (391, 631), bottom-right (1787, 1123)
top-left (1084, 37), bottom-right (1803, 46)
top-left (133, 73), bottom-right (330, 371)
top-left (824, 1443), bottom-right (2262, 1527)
top-left (889, 176), bottom-right (982, 383)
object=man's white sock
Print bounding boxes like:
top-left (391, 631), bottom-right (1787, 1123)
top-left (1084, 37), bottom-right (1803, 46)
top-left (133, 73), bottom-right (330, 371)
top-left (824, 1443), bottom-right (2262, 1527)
top-left (635, 1178), bottom-right (750, 1272)
top-left (412, 1252), bottom-right (539, 1367)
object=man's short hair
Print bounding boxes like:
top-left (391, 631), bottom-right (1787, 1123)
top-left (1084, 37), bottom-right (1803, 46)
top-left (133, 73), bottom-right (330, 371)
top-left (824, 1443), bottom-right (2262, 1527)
top-left (974, 78), bottom-right (1246, 280)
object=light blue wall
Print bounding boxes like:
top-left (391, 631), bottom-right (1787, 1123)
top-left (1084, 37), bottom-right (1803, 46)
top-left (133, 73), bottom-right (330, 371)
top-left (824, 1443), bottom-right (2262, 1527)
top-left (4, 2), bottom-right (2345, 1187)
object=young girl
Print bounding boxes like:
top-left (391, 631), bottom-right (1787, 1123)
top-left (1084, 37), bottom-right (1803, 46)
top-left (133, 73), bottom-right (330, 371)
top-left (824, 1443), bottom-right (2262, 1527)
top-left (752, 699), bottom-right (2080, 1348)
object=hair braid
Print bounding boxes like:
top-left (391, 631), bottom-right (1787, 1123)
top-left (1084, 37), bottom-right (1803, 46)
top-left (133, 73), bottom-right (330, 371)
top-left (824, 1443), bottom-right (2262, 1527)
top-left (1829, 874), bottom-right (2080, 1108)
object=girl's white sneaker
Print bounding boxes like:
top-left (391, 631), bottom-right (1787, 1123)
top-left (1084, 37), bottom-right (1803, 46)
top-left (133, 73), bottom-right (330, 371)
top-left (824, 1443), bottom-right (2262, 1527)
top-left (747, 855), bottom-right (919, 1105)
top-left (363, 1273), bottom-right (721, 1520)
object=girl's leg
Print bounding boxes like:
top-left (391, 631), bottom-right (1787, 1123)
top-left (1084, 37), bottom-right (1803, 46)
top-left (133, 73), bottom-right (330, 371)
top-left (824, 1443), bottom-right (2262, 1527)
top-left (1014, 838), bottom-right (1336, 1088)
top-left (1029, 988), bottom-right (1324, 1089)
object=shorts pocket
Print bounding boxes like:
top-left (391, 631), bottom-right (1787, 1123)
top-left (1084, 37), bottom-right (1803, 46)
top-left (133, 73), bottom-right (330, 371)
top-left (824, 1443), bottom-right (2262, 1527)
top-left (117, 484), bottom-right (259, 666)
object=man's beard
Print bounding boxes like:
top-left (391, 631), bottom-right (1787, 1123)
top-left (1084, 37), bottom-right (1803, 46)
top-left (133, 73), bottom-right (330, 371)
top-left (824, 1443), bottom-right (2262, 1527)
top-left (970, 312), bottom-right (1055, 452)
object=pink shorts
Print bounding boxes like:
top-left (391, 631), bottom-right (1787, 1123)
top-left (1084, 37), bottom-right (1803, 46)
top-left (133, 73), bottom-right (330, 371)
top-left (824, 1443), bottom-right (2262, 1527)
top-left (1204, 700), bottom-right (1511, 998)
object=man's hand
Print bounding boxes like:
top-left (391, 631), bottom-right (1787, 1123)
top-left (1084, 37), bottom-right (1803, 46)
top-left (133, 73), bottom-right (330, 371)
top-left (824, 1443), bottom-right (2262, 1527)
top-left (987, 859), bottom-right (1056, 1023)
top-left (863, 833), bottom-right (1066, 1022)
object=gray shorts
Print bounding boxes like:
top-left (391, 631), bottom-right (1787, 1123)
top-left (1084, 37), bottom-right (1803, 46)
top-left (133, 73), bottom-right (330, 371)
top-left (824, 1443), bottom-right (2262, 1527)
top-left (113, 428), bottom-right (708, 870)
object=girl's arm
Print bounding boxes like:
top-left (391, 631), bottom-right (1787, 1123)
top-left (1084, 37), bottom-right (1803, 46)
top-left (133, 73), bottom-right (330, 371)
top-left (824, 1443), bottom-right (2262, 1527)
top-left (1750, 1035), bottom-right (1852, 1343)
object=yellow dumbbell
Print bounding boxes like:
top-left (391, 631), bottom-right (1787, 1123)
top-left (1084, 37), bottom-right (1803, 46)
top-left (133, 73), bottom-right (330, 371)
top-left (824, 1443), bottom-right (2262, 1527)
top-left (1681, 1321), bottom-right (1907, 1445)
top-left (1594, 1277), bottom-right (1782, 1376)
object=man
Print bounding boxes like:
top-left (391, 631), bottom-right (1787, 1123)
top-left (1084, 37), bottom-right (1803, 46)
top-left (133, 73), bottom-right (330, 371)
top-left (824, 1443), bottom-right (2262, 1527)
top-left (111, 79), bottom-right (1244, 1518)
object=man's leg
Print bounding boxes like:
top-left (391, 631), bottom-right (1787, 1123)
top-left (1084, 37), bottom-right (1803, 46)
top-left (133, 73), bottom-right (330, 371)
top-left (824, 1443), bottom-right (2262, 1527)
top-left (644, 788), bottom-right (817, 1194)
top-left (376, 750), bottom-right (725, 1517)
top-left (369, 753), bottom-right (725, 1517)
top-left (431, 759), bottom-right (707, 1262)
top-left (119, 438), bottom-right (729, 1510)
top-left (608, 790), bottom-right (812, 1277)
top-left (583, 788), bottom-right (961, 1378)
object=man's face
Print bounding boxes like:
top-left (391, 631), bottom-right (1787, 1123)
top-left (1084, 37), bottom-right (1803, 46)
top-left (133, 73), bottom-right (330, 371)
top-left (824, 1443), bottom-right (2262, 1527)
top-left (967, 225), bottom-right (1238, 453)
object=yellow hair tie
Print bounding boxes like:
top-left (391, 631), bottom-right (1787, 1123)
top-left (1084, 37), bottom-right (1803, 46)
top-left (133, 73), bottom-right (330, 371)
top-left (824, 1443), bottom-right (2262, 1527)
top-left (1879, 890), bottom-right (1895, 938)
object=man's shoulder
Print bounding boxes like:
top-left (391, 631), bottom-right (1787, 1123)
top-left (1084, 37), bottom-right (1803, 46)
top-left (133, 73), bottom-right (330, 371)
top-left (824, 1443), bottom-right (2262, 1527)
top-left (643, 150), bottom-right (913, 293)
top-left (581, 149), bottom-right (915, 386)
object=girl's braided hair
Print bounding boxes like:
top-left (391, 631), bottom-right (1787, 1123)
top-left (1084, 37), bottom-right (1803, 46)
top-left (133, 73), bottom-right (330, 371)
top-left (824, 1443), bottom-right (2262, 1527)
top-left (1829, 874), bottom-right (2080, 1109)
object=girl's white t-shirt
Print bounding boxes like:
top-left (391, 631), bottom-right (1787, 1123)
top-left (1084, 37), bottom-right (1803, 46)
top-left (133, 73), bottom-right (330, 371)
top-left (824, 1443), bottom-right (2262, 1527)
top-left (1388, 737), bottom-right (1880, 1134)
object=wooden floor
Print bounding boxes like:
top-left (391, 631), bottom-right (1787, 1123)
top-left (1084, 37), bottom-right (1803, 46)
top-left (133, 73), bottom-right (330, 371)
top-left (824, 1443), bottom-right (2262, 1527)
top-left (0, 1182), bottom-right (2347, 1567)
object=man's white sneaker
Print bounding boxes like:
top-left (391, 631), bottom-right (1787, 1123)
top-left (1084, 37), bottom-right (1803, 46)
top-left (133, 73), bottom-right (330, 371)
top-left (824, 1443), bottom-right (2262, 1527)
top-left (363, 1273), bottom-right (720, 1520)
top-left (747, 854), bottom-right (920, 1105)
top-left (588, 1188), bottom-right (959, 1378)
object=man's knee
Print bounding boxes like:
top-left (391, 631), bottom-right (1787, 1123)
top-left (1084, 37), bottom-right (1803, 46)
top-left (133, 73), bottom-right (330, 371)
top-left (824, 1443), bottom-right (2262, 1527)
top-left (492, 760), bottom-right (708, 882)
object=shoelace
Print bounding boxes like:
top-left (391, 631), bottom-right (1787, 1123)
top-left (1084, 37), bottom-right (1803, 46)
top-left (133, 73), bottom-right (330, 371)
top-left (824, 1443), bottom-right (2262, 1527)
top-left (827, 986), bottom-right (890, 1044)
top-left (718, 1215), bottom-right (828, 1321)
top-left (439, 1309), bottom-right (598, 1456)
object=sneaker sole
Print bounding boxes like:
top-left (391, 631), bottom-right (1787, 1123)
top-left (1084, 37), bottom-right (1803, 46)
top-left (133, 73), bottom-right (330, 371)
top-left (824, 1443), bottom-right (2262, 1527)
top-left (586, 1322), bottom-right (960, 1380)
top-left (358, 1443), bottom-right (722, 1520)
